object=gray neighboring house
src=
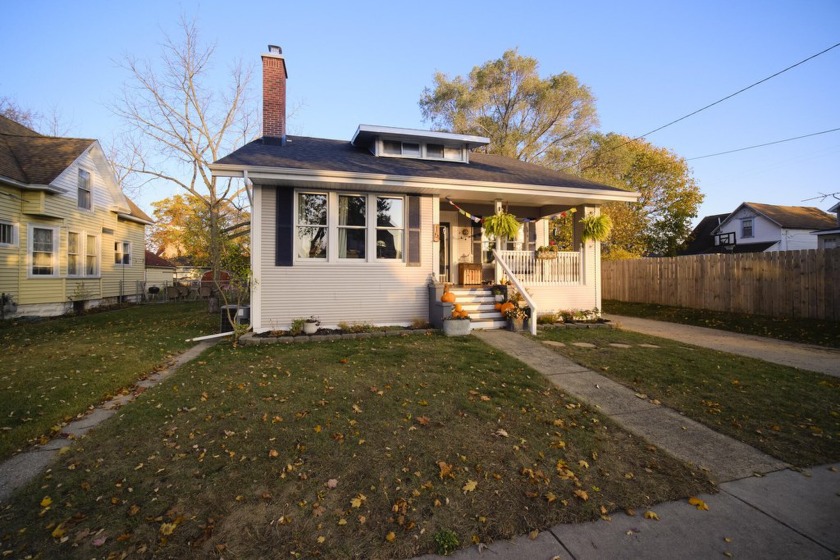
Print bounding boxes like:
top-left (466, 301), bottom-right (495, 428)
top-left (211, 46), bottom-right (638, 333)
top-left (813, 201), bottom-right (840, 250)
top-left (709, 202), bottom-right (836, 253)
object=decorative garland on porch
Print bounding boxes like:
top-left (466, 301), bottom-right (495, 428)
top-left (444, 197), bottom-right (576, 224)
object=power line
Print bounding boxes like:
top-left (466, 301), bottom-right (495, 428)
top-left (635, 41), bottom-right (840, 139)
top-left (686, 127), bottom-right (840, 160)
top-left (558, 41), bottom-right (840, 170)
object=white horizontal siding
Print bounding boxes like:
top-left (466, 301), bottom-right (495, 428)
top-left (254, 186), bottom-right (434, 330)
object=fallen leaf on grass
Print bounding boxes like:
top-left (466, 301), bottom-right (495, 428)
top-left (644, 510), bottom-right (660, 520)
top-left (385, 531), bottom-right (396, 542)
top-left (160, 523), bottom-right (178, 535)
top-left (438, 461), bottom-right (454, 479)
top-left (494, 428), bottom-right (509, 438)
top-left (50, 524), bottom-right (65, 539)
top-left (326, 479), bottom-right (338, 489)
top-left (574, 489), bottom-right (589, 501)
top-left (417, 416), bottom-right (431, 426)
top-left (40, 496), bottom-right (52, 508)
top-left (350, 494), bottom-right (367, 508)
top-left (462, 480), bottom-right (477, 493)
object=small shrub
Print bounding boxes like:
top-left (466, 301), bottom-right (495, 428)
top-left (433, 528), bottom-right (460, 555)
top-left (411, 318), bottom-right (431, 329)
top-left (289, 318), bottom-right (305, 336)
top-left (537, 312), bottom-right (559, 325)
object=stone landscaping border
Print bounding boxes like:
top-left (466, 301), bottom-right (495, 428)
top-left (239, 328), bottom-right (437, 345)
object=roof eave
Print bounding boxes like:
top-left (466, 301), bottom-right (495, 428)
top-left (0, 175), bottom-right (67, 194)
top-left (116, 212), bottom-right (154, 226)
top-left (209, 163), bottom-right (640, 204)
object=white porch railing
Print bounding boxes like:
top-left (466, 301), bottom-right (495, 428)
top-left (492, 249), bottom-right (538, 336)
top-left (495, 250), bottom-right (582, 285)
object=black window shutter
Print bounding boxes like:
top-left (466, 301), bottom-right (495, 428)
top-left (407, 195), bottom-right (421, 266)
top-left (276, 187), bottom-right (293, 266)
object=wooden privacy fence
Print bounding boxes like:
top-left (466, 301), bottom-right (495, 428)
top-left (601, 249), bottom-right (840, 321)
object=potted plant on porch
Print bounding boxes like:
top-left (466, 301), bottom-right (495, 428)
top-left (481, 210), bottom-right (521, 240)
top-left (504, 305), bottom-right (528, 332)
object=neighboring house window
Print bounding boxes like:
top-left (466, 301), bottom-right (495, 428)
top-left (86, 235), bottom-right (98, 275)
top-left (115, 241), bottom-right (131, 265)
top-left (376, 196), bottom-right (404, 260)
top-left (78, 169), bottom-right (92, 210)
top-left (741, 218), bottom-right (754, 238)
top-left (68, 232), bottom-right (80, 276)
top-left (297, 193), bottom-right (328, 259)
top-left (69, 233), bottom-right (100, 276)
top-left (338, 194), bottom-right (366, 259)
top-left (29, 225), bottom-right (58, 276)
top-left (0, 221), bottom-right (17, 246)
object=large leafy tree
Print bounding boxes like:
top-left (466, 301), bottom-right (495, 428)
top-left (420, 51), bottom-right (703, 257)
top-left (148, 194), bottom-right (249, 273)
top-left (111, 17), bottom-right (255, 278)
top-left (419, 49), bottom-right (597, 165)
top-left (577, 133), bottom-right (704, 257)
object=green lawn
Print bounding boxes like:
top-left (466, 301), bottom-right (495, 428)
top-left (603, 300), bottom-right (840, 348)
top-left (538, 327), bottom-right (840, 467)
top-left (0, 335), bottom-right (713, 560)
top-left (0, 303), bottom-right (216, 460)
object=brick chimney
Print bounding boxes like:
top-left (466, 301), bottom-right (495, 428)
top-left (262, 45), bottom-right (288, 143)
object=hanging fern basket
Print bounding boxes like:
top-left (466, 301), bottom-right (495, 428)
top-left (580, 214), bottom-right (613, 243)
top-left (482, 211), bottom-right (521, 240)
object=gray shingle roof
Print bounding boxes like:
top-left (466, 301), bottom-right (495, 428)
top-left (215, 135), bottom-right (629, 193)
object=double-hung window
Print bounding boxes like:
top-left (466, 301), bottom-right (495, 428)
top-left (376, 196), bottom-right (404, 260)
top-left (68, 232), bottom-right (80, 276)
top-left (30, 225), bottom-right (58, 276)
top-left (86, 235), bottom-right (98, 275)
top-left (68, 233), bottom-right (99, 276)
top-left (338, 195), bottom-right (366, 259)
top-left (0, 221), bottom-right (17, 246)
top-left (297, 193), bottom-right (328, 259)
top-left (115, 241), bottom-right (131, 266)
top-left (78, 169), bottom-right (92, 210)
top-left (741, 218), bottom-right (754, 238)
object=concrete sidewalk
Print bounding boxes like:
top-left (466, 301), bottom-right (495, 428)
top-left (0, 340), bottom-right (217, 502)
top-left (606, 314), bottom-right (840, 377)
top-left (411, 329), bottom-right (839, 560)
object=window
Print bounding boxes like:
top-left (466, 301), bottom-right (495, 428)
top-left (86, 235), bottom-right (98, 275)
top-left (78, 169), bottom-right (92, 210)
top-left (68, 232), bottom-right (80, 276)
top-left (338, 195), bottom-right (366, 259)
top-left (741, 219), bottom-right (754, 238)
top-left (376, 196), bottom-right (404, 260)
top-left (114, 241), bottom-right (131, 265)
top-left (297, 193), bottom-right (328, 259)
top-left (29, 225), bottom-right (58, 276)
top-left (0, 221), bottom-right (16, 246)
top-left (379, 140), bottom-right (466, 162)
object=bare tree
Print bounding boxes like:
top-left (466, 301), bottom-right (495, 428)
top-left (111, 16), bottom-right (256, 279)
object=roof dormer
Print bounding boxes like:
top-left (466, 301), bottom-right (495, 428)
top-left (350, 125), bottom-right (489, 164)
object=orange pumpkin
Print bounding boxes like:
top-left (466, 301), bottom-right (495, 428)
top-left (494, 302), bottom-right (502, 311)
top-left (440, 285), bottom-right (456, 303)
top-left (454, 303), bottom-right (463, 312)
top-left (499, 302), bottom-right (515, 315)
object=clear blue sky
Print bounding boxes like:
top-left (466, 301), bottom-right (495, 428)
top-left (2, 0), bottom-right (838, 222)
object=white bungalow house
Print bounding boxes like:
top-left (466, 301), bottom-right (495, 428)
top-left (710, 202), bottom-right (836, 253)
top-left (210, 46), bottom-right (638, 334)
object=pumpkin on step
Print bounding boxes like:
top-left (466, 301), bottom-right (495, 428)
top-left (440, 285), bottom-right (456, 303)
top-left (494, 302), bottom-right (502, 311)
top-left (499, 302), bottom-right (515, 315)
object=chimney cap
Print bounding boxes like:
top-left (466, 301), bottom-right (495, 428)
top-left (267, 45), bottom-right (282, 55)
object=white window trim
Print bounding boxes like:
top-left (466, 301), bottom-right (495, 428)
top-left (294, 191), bottom-right (407, 264)
top-left (27, 224), bottom-right (60, 278)
top-left (77, 168), bottom-right (94, 212)
top-left (375, 139), bottom-right (467, 163)
top-left (67, 231), bottom-right (101, 278)
top-left (741, 218), bottom-right (754, 239)
top-left (114, 240), bottom-right (132, 267)
top-left (0, 220), bottom-right (18, 247)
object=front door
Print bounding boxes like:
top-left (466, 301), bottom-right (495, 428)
top-left (439, 222), bottom-right (450, 283)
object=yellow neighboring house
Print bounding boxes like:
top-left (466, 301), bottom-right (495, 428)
top-left (0, 115), bottom-right (153, 317)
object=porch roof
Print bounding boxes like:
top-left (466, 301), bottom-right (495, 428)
top-left (212, 135), bottom-right (638, 206)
